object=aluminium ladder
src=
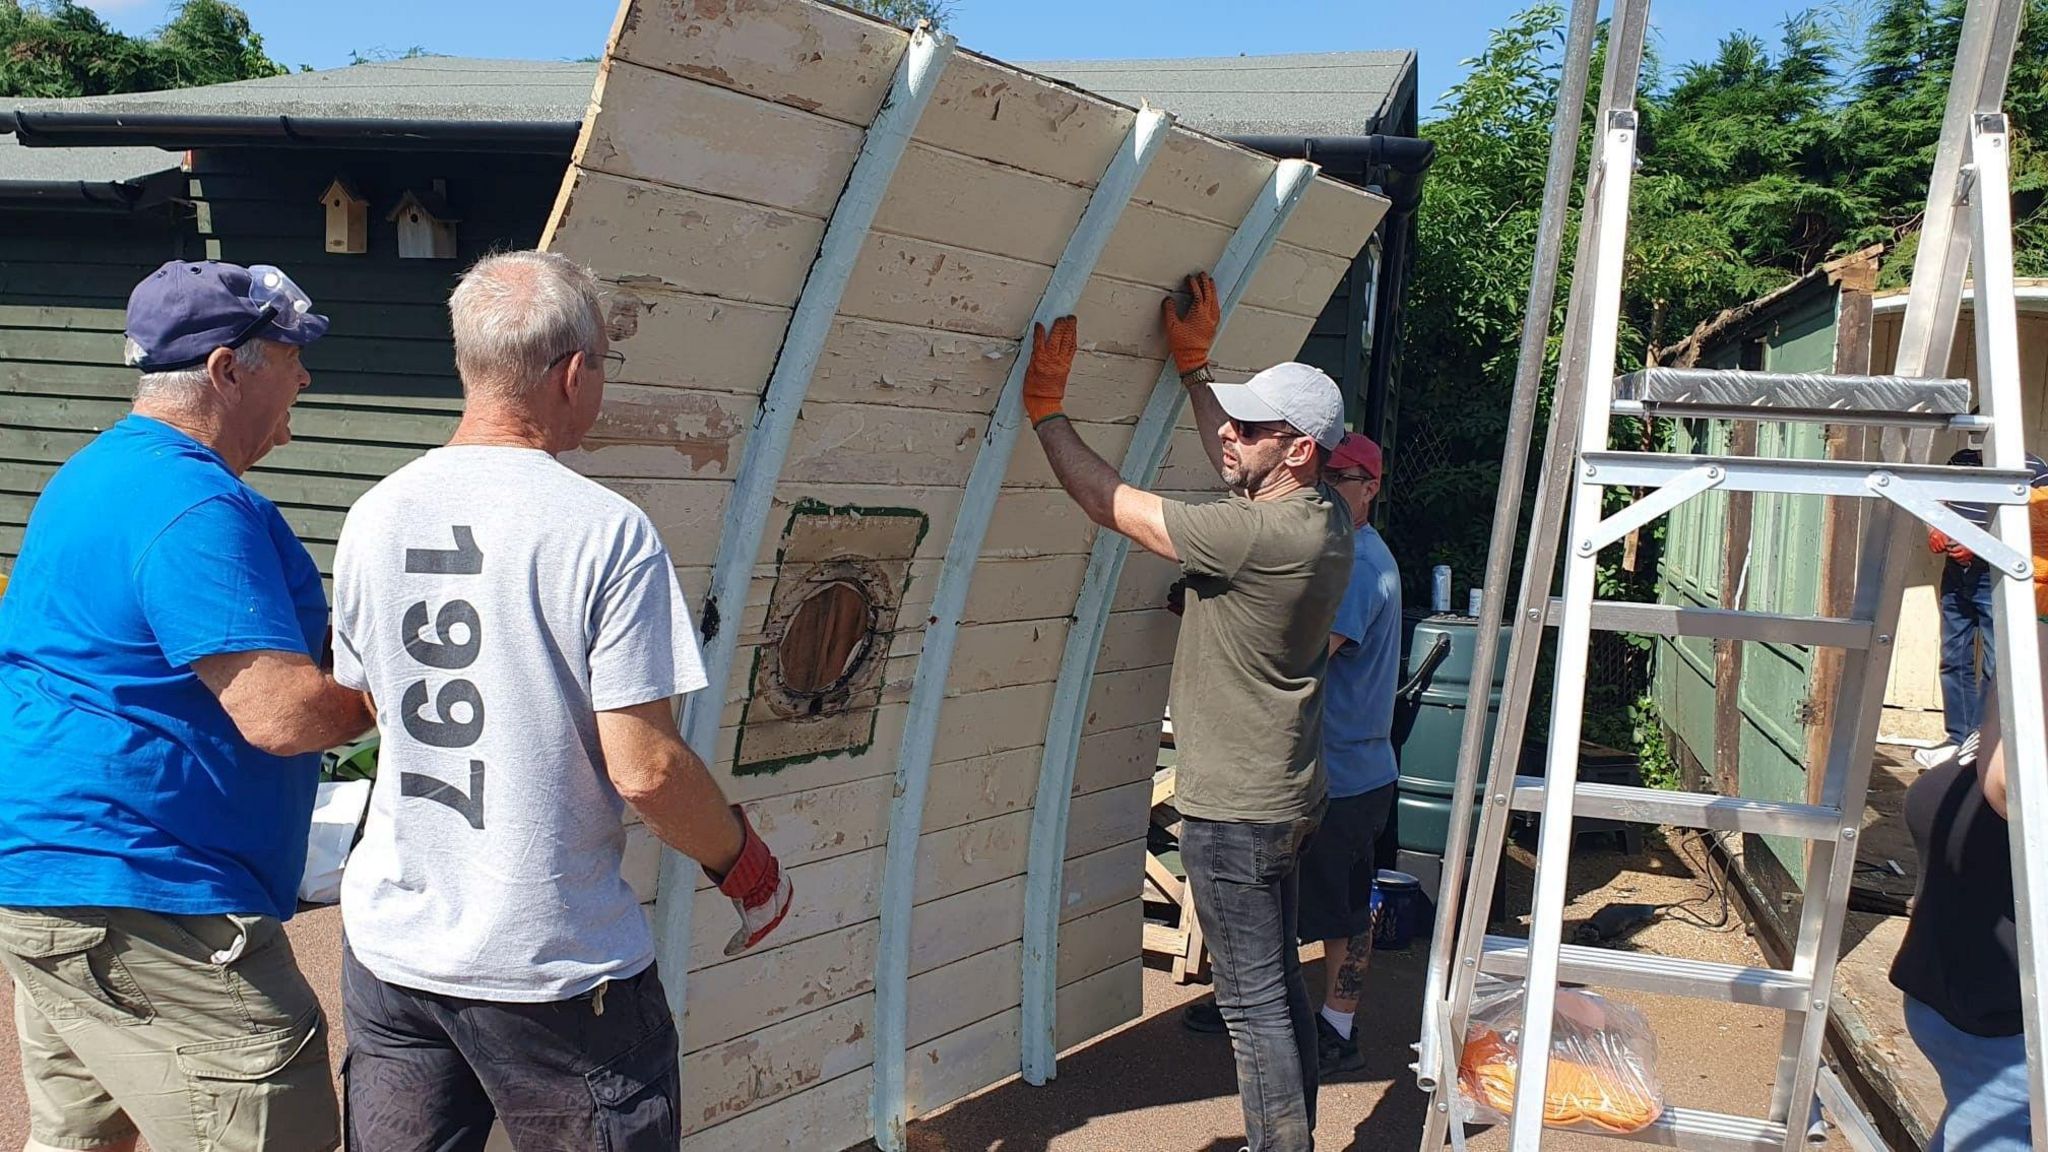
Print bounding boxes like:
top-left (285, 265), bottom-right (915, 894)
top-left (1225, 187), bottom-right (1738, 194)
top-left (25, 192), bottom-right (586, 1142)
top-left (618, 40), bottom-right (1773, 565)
top-left (1413, 1), bottom-right (2048, 1150)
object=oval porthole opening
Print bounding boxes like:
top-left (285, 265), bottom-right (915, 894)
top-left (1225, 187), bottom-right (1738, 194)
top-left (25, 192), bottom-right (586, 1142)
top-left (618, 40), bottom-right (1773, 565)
top-left (778, 580), bottom-right (875, 700)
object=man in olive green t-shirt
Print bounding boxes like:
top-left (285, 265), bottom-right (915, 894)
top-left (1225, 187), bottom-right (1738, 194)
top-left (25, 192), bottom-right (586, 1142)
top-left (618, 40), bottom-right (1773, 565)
top-left (1023, 272), bottom-right (1353, 1152)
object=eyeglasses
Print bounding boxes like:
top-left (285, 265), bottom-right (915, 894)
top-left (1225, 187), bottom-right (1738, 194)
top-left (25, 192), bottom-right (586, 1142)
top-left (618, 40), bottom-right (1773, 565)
top-left (1228, 417), bottom-right (1297, 442)
top-left (1330, 470), bottom-right (1376, 485)
top-left (547, 347), bottom-right (628, 380)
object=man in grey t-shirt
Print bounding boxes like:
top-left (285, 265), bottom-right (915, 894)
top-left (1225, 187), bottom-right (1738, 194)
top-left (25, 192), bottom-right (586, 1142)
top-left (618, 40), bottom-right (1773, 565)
top-left (1025, 273), bottom-right (1352, 1152)
top-left (332, 251), bottom-right (791, 1147)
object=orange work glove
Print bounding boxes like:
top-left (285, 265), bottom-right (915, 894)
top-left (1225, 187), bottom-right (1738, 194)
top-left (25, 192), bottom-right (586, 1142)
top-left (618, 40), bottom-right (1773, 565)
top-left (1930, 527), bottom-right (1952, 555)
top-left (1023, 316), bottom-right (1077, 426)
top-left (1161, 270), bottom-right (1220, 375)
top-left (2032, 488), bottom-right (2048, 618)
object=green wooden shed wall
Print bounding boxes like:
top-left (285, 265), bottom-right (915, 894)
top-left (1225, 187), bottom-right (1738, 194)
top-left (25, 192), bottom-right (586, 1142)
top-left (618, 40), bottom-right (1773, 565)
top-left (1654, 281), bottom-right (1840, 882)
top-left (0, 146), bottom-right (566, 577)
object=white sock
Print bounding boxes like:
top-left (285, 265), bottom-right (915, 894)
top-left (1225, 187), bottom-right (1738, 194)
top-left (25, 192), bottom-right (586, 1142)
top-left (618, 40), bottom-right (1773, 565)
top-left (1321, 1005), bottom-right (1355, 1040)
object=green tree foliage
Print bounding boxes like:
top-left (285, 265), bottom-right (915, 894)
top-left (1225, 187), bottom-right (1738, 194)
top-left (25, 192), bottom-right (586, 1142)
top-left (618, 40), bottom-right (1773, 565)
top-left (1387, 0), bottom-right (2048, 601)
top-left (0, 0), bottom-right (285, 98)
top-left (843, 0), bottom-right (954, 30)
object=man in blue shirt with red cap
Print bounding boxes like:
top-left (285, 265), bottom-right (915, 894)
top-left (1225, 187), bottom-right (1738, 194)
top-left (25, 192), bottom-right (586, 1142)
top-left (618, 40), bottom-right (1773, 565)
top-left (0, 261), bottom-right (371, 1152)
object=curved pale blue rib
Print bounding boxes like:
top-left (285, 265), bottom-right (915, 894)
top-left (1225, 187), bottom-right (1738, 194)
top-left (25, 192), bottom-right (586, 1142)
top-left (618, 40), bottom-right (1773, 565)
top-left (1017, 158), bottom-right (1318, 1085)
top-left (652, 27), bottom-right (957, 1024)
top-left (868, 107), bottom-right (1173, 1152)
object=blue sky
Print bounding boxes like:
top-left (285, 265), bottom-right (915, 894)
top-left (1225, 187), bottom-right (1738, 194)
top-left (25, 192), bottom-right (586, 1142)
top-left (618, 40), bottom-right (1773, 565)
top-left (84, 0), bottom-right (1842, 117)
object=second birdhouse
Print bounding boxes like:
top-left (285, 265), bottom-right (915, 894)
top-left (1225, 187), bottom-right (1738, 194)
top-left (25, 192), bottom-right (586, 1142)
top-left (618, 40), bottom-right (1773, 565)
top-left (389, 184), bottom-right (459, 260)
top-left (318, 178), bottom-right (367, 255)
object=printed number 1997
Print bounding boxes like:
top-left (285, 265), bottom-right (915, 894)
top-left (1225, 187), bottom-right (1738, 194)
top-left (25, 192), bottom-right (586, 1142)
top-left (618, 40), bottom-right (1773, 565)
top-left (398, 527), bottom-right (487, 829)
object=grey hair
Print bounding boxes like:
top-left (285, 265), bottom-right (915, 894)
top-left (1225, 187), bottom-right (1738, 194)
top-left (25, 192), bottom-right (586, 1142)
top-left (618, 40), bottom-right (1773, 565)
top-left (448, 250), bottom-right (605, 400)
top-left (132, 337), bottom-right (270, 403)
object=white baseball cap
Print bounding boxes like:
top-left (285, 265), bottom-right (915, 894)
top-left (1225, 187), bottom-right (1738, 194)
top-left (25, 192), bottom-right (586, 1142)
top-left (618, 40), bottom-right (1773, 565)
top-left (1208, 362), bottom-right (1346, 450)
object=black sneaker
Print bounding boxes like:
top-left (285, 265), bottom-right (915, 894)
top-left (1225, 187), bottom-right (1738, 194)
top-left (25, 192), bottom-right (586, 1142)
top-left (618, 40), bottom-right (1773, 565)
top-left (1317, 1013), bottom-right (1365, 1076)
top-left (1181, 999), bottom-right (1228, 1033)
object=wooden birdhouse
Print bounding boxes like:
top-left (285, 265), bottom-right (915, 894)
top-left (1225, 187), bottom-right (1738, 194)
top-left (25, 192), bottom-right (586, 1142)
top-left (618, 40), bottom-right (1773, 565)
top-left (318, 178), bottom-right (367, 255)
top-left (388, 183), bottom-right (459, 260)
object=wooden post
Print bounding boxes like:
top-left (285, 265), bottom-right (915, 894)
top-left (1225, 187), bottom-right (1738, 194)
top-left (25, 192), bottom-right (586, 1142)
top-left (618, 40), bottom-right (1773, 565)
top-left (1806, 250), bottom-right (1882, 824)
top-left (1714, 421), bottom-right (1759, 798)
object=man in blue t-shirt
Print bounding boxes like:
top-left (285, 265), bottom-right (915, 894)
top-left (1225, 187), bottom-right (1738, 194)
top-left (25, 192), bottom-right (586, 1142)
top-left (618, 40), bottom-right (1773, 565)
top-left (1298, 432), bottom-right (1400, 1075)
top-left (0, 261), bottom-right (372, 1152)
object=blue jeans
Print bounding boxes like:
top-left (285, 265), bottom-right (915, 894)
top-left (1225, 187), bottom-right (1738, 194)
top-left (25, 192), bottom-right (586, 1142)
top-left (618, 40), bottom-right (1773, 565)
top-left (1938, 561), bottom-right (1998, 746)
top-left (1904, 994), bottom-right (2032, 1152)
top-left (1181, 810), bottom-right (1324, 1152)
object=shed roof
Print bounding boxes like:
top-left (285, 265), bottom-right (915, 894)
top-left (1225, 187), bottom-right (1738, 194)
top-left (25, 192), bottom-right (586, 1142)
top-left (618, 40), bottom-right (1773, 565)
top-left (1022, 51), bottom-right (1418, 137)
top-left (4, 50), bottom-right (1419, 185)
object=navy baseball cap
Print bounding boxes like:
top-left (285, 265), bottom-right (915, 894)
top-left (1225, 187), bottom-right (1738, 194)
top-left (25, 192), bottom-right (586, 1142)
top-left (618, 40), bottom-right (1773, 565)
top-left (123, 260), bottom-right (330, 372)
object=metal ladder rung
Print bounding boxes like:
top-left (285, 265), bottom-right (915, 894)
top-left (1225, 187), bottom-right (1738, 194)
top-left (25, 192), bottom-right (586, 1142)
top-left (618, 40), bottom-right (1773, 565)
top-left (1479, 936), bottom-right (1813, 1011)
top-left (1613, 366), bottom-right (1973, 425)
top-left (1614, 1105), bottom-right (1796, 1152)
top-left (1544, 598), bottom-right (1874, 649)
top-left (1580, 450), bottom-right (2033, 503)
top-left (1509, 778), bottom-right (1843, 840)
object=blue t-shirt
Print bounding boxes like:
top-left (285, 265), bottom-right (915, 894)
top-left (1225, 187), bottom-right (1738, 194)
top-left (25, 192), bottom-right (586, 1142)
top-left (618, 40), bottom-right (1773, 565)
top-left (1323, 524), bottom-right (1401, 797)
top-left (0, 416), bottom-right (327, 919)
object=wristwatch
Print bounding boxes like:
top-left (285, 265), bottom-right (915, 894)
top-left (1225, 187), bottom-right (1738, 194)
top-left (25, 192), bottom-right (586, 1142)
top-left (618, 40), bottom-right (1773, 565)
top-left (1179, 364), bottom-right (1214, 388)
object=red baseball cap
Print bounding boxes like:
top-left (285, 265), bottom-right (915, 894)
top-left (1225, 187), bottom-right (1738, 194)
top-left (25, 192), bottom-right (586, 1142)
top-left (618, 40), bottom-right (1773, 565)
top-left (1330, 433), bottom-right (1382, 479)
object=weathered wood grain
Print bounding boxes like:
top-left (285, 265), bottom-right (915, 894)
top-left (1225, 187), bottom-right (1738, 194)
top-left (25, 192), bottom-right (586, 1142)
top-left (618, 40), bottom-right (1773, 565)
top-left (547, 169), bottom-right (824, 306)
top-left (675, 1066), bottom-right (871, 1152)
top-left (682, 920), bottom-right (878, 1053)
top-left (581, 57), bottom-right (862, 218)
top-left (606, 0), bottom-right (905, 127)
top-left (839, 232), bottom-right (1052, 339)
top-left (874, 143), bottom-right (1094, 265)
top-left (1277, 174), bottom-right (1391, 259)
top-left (682, 992), bottom-right (874, 1135)
top-left (916, 53), bottom-right (1132, 187)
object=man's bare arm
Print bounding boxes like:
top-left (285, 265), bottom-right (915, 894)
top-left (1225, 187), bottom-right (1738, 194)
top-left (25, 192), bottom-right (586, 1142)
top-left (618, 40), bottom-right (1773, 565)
top-left (1183, 372), bottom-right (1229, 478)
top-left (597, 698), bottom-right (743, 874)
top-left (1036, 418), bottom-right (1178, 561)
top-left (193, 650), bottom-right (375, 757)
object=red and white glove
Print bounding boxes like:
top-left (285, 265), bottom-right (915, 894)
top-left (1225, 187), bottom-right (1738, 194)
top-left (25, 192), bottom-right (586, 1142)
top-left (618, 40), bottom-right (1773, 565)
top-left (707, 806), bottom-right (792, 957)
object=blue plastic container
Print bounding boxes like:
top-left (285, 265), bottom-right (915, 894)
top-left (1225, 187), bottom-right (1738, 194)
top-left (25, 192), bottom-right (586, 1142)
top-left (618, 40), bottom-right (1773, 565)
top-left (1372, 870), bottom-right (1424, 950)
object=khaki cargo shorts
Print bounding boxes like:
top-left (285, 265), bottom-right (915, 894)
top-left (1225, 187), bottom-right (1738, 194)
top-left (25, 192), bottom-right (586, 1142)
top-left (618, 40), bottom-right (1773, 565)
top-left (0, 905), bottom-right (338, 1152)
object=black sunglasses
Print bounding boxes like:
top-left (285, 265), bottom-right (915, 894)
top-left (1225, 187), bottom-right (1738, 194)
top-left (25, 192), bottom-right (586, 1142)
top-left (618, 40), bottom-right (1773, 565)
top-left (1228, 417), bottom-right (1297, 442)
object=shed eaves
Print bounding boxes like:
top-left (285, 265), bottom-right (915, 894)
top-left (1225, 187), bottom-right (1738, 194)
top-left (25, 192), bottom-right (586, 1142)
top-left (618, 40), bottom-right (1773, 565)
top-left (5, 57), bottom-right (594, 124)
top-left (0, 132), bottom-right (178, 186)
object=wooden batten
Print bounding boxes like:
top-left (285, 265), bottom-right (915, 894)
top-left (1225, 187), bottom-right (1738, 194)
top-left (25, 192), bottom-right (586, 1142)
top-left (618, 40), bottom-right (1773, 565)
top-left (541, 1), bottom-right (1392, 1146)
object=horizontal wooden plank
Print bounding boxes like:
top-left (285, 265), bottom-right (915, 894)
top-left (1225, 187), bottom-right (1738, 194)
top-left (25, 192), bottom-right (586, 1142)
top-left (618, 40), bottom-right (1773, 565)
top-left (839, 231), bottom-right (1050, 340)
top-left (917, 53), bottom-right (1132, 188)
top-left (920, 745), bottom-right (1044, 835)
top-left (599, 279), bottom-right (791, 397)
top-left (675, 1065), bottom-right (870, 1152)
top-left (1065, 780), bottom-right (1150, 861)
top-left (681, 992), bottom-right (873, 1136)
top-left (872, 142), bottom-right (1092, 266)
top-left (606, 0), bottom-right (904, 128)
top-left (681, 921), bottom-right (877, 1054)
top-left (580, 57), bottom-right (862, 219)
top-left (911, 809), bottom-right (1032, 907)
top-left (1001, 420), bottom-right (1138, 489)
top-left (1059, 838), bottom-right (1146, 925)
top-left (684, 845), bottom-right (885, 973)
top-left (1097, 607), bottom-right (1181, 674)
top-left (1073, 720), bottom-right (1167, 798)
top-left (1279, 175), bottom-right (1391, 260)
top-left (546, 169), bottom-right (824, 308)
top-left (1093, 202), bottom-right (1235, 298)
top-left (944, 616), bottom-right (1070, 697)
top-left (1081, 664), bottom-right (1174, 737)
top-left (1241, 239), bottom-right (1360, 319)
top-left (1129, 125), bottom-right (1273, 230)
top-left (1056, 955), bottom-right (1144, 1050)
top-left (904, 1003), bottom-right (1020, 1120)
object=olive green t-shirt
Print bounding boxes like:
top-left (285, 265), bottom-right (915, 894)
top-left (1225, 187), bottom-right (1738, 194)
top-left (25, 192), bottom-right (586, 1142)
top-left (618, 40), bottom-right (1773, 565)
top-left (1161, 484), bottom-right (1354, 823)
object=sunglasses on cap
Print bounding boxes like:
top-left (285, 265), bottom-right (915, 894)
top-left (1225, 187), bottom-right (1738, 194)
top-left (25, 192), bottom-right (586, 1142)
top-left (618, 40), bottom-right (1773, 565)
top-left (229, 265), bottom-right (317, 348)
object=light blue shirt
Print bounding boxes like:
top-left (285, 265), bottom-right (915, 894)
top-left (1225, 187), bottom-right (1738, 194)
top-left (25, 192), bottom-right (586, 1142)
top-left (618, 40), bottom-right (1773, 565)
top-left (1323, 524), bottom-right (1401, 797)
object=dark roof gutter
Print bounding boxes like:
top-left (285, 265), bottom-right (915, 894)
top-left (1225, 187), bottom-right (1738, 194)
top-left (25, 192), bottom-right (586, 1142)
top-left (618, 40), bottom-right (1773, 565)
top-left (7, 111), bottom-right (581, 154)
top-left (1224, 133), bottom-right (1436, 212)
top-left (0, 166), bottom-right (183, 212)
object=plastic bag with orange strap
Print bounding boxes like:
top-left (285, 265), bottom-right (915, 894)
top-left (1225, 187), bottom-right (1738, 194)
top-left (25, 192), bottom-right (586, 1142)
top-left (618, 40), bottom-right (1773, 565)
top-left (1456, 981), bottom-right (1665, 1135)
